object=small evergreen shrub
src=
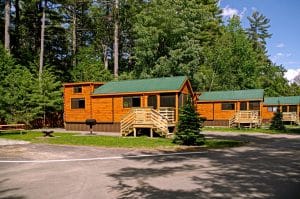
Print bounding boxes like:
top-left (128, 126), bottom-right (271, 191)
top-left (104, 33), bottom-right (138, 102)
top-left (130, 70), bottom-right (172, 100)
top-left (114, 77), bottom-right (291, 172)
top-left (270, 109), bottom-right (285, 131)
top-left (173, 98), bottom-right (205, 146)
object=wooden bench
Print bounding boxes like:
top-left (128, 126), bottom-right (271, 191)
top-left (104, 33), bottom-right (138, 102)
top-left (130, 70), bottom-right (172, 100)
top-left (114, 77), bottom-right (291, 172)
top-left (0, 124), bottom-right (26, 134)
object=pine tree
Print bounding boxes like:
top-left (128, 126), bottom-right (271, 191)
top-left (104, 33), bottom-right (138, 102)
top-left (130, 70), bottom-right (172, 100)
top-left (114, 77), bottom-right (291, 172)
top-left (270, 109), bottom-right (285, 131)
top-left (173, 98), bottom-right (205, 146)
top-left (247, 11), bottom-right (272, 53)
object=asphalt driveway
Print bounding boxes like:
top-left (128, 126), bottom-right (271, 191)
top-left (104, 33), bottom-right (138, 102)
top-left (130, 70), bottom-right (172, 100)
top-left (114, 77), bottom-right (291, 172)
top-left (0, 132), bottom-right (299, 199)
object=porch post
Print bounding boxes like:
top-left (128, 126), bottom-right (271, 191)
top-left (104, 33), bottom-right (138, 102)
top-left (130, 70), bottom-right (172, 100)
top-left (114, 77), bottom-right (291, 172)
top-left (175, 93), bottom-right (179, 122)
top-left (133, 128), bottom-right (136, 137)
top-left (150, 128), bottom-right (153, 138)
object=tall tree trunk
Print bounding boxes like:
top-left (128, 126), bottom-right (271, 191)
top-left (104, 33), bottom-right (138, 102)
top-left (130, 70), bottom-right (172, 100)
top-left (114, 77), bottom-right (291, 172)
top-left (72, 3), bottom-right (77, 67)
top-left (103, 44), bottom-right (109, 70)
top-left (4, 0), bottom-right (11, 53)
top-left (39, 0), bottom-right (47, 83)
top-left (113, 0), bottom-right (119, 79)
top-left (15, 0), bottom-right (20, 51)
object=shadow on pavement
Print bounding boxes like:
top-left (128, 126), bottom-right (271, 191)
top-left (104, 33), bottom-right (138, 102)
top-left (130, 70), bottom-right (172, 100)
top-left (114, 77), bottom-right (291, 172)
top-left (108, 134), bottom-right (300, 199)
top-left (0, 179), bottom-right (25, 199)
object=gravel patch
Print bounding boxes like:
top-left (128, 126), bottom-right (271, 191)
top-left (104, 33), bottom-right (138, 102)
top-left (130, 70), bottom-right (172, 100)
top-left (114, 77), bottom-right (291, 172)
top-left (0, 138), bottom-right (30, 145)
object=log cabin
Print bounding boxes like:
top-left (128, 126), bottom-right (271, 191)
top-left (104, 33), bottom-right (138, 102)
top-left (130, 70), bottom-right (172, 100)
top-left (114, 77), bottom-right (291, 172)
top-left (197, 89), bottom-right (264, 128)
top-left (64, 76), bottom-right (194, 137)
top-left (262, 96), bottom-right (300, 125)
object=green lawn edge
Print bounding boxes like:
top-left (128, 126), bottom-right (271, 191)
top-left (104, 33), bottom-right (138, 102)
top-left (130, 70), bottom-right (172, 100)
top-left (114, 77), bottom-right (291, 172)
top-left (203, 126), bottom-right (300, 134)
top-left (0, 131), bottom-right (244, 149)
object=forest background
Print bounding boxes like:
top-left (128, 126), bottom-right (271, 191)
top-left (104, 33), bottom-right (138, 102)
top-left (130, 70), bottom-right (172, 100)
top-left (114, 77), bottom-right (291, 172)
top-left (1, 0), bottom-right (300, 125)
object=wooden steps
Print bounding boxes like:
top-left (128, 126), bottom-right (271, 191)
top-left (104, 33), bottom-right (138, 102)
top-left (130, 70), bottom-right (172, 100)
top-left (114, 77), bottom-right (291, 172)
top-left (120, 108), bottom-right (171, 137)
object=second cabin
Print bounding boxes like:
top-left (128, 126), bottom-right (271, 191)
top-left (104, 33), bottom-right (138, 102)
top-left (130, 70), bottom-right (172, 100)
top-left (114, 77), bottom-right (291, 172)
top-left (197, 89), bottom-right (264, 128)
top-left (64, 76), bottom-right (194, 137)
top-left (262, 96), bottom-right (300, 125)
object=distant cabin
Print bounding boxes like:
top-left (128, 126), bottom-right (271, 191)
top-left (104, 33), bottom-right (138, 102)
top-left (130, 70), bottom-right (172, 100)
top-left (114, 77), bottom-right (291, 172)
top-left (263, 96), bottom-right (300, 125)
top-left (63, 76), bottom-right (194, 137)
top-left (197, 89), bottom-right (264, 128)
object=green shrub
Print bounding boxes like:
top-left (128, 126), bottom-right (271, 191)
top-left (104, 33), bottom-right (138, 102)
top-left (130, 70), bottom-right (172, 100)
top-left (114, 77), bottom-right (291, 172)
top-left (173, 98), bottom-right (205, 145)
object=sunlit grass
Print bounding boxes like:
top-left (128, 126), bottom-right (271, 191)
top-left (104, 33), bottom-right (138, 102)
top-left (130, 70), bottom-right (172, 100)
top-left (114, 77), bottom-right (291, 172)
top-left (0, 131), bottom-right (245, 149)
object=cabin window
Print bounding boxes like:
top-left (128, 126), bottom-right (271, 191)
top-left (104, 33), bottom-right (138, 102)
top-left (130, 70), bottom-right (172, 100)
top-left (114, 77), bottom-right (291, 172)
top-left (282, 106), bottom-right (288, 112)
top-left (249, 101), bottom-right (260, 110)
top-left (268, 106), bottom-right (278, 112)
top-left (240, 102), bottom-right (247, 110)
top-left (289, 105), bottom-right (297, 112)
top-left (148, 95), bottom-right (157, 109)
top-left (123, 96), bottom-right (141, 108)
top-left (221, 103), bottom-right (235, 110)
top-left (73, 86), bottom-right (82, 93)
top-left (71, 98), bottom-right (85, 109)
top-left (179, 93), bottom-right (189, 107)
top-left (160, 94), bottom-right (176, 107)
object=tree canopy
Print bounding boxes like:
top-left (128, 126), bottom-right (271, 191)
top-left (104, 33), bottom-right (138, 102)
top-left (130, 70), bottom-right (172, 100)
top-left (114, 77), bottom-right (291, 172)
top-left (1, 0), bottom-right (299, 125)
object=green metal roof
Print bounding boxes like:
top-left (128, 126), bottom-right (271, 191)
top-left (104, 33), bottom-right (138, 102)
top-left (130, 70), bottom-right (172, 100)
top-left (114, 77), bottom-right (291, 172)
top-left (198, 89), bottom-right (264, 101)
top-left (264, 96), bottom-right (300, 105)
top-left (93, 76), bottom-right (188, 94)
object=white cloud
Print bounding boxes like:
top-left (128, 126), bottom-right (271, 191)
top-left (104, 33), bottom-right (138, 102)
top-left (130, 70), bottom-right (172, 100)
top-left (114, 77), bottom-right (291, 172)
top-left (276, 43), bottom-right (285, 48)
top-left (284, 68), bottom-right (300, 82)
top-left (222, 5), bottom-right (248, 19)
top-left (272, 52), bottom-right (293, 63)
top-left (222, 6), bottom-right (239, 18)
top-left (276, 52), bottom-right (284, 56)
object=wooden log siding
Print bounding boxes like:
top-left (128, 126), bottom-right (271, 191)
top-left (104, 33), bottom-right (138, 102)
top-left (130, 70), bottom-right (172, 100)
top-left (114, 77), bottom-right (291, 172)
top-left (262, 104), bottom-right (300, 123)
top-left (197, 100), bottom-right (263, 127)
top-left (64, 82), bottom-right (104, 123)
top-left (64, 77), bottom-right (195, 133)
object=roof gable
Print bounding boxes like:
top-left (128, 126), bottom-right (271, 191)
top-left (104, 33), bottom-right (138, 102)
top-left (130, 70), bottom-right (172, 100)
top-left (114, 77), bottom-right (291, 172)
top-left (264, 96), bottom-right (300, 105)
top-left (93, 76), bottom-right (188, 95)
top-left (198, 89), bottom-right (264, 101)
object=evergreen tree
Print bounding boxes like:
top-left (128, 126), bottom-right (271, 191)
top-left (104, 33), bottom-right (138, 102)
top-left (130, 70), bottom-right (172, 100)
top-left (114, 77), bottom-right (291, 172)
top-left (173, 98), bottom-right (205, 146)
top-left (270, 109), bottom-right (285, 131)
top-left (247, 11), bottom-right (272, 53)
top-left (2, 67), bottom-right (42, 125)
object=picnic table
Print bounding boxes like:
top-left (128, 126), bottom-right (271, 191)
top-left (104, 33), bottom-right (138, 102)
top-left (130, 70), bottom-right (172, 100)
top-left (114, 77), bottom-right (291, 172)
top-left (0, 124), bottom-right (25, 134)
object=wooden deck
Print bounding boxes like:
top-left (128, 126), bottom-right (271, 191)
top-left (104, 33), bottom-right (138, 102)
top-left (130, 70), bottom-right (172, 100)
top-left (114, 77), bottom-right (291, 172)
top-left (120, 108), bottom-right (175, 137)
top-left (282, 112), bottom-right (299, 124)
top-left (229, 111), bottom-right (261, 128)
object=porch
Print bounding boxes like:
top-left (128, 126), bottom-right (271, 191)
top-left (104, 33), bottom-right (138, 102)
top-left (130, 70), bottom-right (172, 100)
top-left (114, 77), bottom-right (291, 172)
top-left (282, 112), bottom-right (299, 124)
top-left (120, 107), bottom-right (175, 137)
top-left (229, 111), bottom-right (261, 128)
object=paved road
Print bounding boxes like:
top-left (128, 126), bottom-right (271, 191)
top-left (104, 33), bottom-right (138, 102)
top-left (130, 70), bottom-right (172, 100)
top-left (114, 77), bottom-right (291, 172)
top-left (0, 132), bottom-right (299, 199)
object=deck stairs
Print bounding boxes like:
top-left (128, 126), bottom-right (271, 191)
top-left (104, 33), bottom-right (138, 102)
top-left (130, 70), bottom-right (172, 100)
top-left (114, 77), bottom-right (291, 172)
top-left (120, 108), bottom-right (173, 137)
top-left (229, 111), bottom-right (261, 128)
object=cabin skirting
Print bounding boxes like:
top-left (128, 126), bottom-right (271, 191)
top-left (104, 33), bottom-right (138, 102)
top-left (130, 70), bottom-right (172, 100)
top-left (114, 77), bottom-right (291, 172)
top-left (65, 122), bottom-right (120, 133)
top-left (203, 120), bottom-right (229, 127)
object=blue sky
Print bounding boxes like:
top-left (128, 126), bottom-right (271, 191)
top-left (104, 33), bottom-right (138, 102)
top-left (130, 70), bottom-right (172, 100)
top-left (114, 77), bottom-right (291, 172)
top-left (219, 0), bottom-right (300, 81)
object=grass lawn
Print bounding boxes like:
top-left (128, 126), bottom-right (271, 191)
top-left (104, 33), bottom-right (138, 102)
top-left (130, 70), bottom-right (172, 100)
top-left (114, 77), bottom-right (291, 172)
top-left (0, 131), bottom-right (243, 149)
top-left (203, 126), bottom-right (300, 134)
